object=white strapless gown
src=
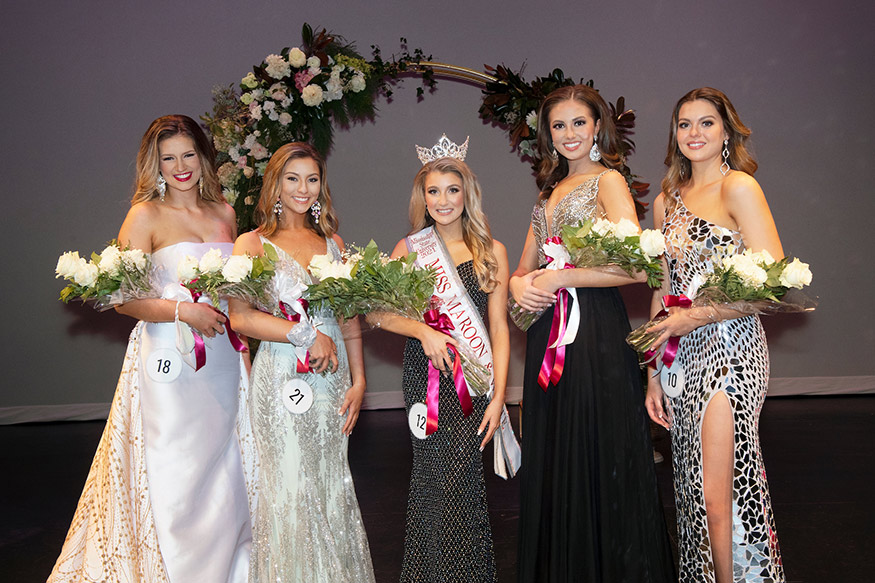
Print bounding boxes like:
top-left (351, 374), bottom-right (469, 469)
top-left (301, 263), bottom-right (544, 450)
top-left (48, 242), bottom-right (258, 583)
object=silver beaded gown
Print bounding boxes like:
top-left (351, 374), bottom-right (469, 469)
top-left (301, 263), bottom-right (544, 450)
top-left (401, 260), bottom-right (496, 583)
top-left (248, 237), bottom-right (375, 583)
top-left (662, 194), bottom-right (784, 582)
top-left (518, 170), bottom-right (675, 582)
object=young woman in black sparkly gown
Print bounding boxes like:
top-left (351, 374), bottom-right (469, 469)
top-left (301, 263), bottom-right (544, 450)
top-left (372, 141), bottom-right (510, 583)
top-left (510, 86), bottom-right (676, 582)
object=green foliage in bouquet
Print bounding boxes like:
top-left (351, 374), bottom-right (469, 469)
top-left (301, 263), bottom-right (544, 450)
top-left (57, 241), bottom-right (152, 308)
top-left (306, 240), bottom-right (436, 320)
top-left (698, 256), bottom-right (793, 303)
top-left (559, 221), bottom-right (664, 288)
top-left (186, 245), bottom-right (278, 308)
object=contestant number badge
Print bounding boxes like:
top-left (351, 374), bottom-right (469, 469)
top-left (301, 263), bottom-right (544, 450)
top-left (659, 359), bottom-right (685, 398)
top-left (146, 348), bottom-right (182, 383)
top-left (282, 379), bottom-right (314, 414)
top-left (408, 402), bottom-right (428, 440)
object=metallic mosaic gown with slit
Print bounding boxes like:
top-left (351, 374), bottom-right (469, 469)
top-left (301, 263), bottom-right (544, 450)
top-left (248, 237), bottom-right (375, 583)
top-left (518, 170), bottom-right (675, 582)
top-left (401, 260), bottom-right (496, 583)
top-left (662, 194), bottom-right (784, 582)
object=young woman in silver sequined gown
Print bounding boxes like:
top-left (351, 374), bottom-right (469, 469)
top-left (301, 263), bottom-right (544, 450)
top-left (645, 88), bottom-right (786, 583)
top-left (229, 143), bottom-right (374, 583)
top-left (374, 153), bottom-right (510, 583)
top-left (510, 86), bottom-right (675, 582)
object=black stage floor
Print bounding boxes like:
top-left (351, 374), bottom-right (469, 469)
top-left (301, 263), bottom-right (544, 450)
top-left (2, 396), bottom-right (873, 582)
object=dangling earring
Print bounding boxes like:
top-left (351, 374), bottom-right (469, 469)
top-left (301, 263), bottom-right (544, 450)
top-left (157, 175), bottom-right (167, 202)
top-left (720, 138), bottom-right (730, 176)
top-left (550, 147), bottom-right (558, 161)
top-left (310, 200), bottom-right (322, 225)
top-left (589, 135), bottom-right (601, 162)
top-left (198, 176), bottom-right (203, 195)
top-left (273, 198), bottom-right (283, 217)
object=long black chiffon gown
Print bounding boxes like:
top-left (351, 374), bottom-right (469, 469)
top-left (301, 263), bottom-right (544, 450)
top-left (517, 171), bottom-right (676, 582)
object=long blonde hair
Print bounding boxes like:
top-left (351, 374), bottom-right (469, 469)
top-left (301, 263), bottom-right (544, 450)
top-left (131, 115), bottom-right (223, 205)
top-left (410, 158), bottom-right (498, 293)
top-left (254, 142), bottom-right (338, 238)
top-left (662, 87), bottom-right (757, 197)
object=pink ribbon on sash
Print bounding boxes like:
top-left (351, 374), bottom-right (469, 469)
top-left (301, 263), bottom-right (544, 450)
top-left (280, 299), bottom-right (311, 374)
top-left (184, 282), bottom-right (248, 371)
top-left (537, 237), bottom-right (575, 391)
top-left (644, 294), bottom-right (692, 369)
top-left (423, 306), bottom-right (473, 436)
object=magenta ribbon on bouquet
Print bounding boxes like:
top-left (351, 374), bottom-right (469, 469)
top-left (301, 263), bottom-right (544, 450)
top-left (279, 299), bottom-right (311, 374)
top-left (644, 294), bottom-right (692, 369)
top-left (183, 282), bottom-right (248, 371)
top-left (537, 236), bottom-right (578, 391)
top-left (422, 307), bottom-right (473, 436)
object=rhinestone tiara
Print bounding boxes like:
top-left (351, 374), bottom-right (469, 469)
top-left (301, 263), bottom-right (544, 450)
top-left (415, 134), bottom-right (469, 165)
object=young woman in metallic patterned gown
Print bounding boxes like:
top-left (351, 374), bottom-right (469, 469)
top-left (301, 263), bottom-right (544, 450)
top-left (645, 88), bottom-right (786, 583)
top-left (372, 143), bottom-right (510, 583)
top-left (510, 85), bottom-right (675, 582)
top-left (229, 142), bottom-right (374, 583)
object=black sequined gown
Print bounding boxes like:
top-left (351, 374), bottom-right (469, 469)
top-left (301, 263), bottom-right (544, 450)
top-left (401, 260), bottom-right (497, 583)
top-left (518, 171), bottom-right (676, 582)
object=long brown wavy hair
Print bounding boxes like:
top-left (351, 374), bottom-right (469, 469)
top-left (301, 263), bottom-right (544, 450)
top-left (534, 85), bottom-right (624, 199)
top-left (131, 115), bottom-right (223, 205)
top-left (410, 158), bottom-right (498, 293)
top-left (662, 87), bottom-right (757, 197)
top-left (254, 142), bottom-right (338, 238)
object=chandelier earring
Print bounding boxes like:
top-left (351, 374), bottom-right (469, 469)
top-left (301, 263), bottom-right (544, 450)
top-left (550, 146), bottom-right (558, 161)
top-left (589, 134), bottom-right (601, 162)
top-left (310, 200), bottom-right (322, 225)
top-left (273, 198), bottom-right (284, 217)
top-left (720, 138), bottom-right (730, 176)
top-left (156, 174), bottom-right (167, 202)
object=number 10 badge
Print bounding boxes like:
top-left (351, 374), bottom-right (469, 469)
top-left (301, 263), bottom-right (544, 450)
top-left (282, 379), bottom-right (314, 414)
top-left (659, 359), bottom-right (685, 398)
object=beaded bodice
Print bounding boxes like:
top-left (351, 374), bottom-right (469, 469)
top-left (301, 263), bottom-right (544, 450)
top-left (662, 193), bottom-right (745, 296)
top-left (531, 170), bottom-right (613, 265)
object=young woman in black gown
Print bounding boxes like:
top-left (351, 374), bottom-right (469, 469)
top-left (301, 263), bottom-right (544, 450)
top-left (509, 85), bottom-right (676, 582)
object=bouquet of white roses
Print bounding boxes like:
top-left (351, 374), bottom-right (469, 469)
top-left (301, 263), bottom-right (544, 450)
top-left (508, 218), bottom-right (666, 331)
top-left (627, 249), bottom-right (816, 360)
top-left (178, 246), bottom-right (278, 309)
top-left (306, 240), bottom-right (435, 320)
top-left (56, 241), bottom-right (154, 311)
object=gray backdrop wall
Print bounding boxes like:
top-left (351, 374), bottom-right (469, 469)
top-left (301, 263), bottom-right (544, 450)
top-left (2, 0), bottom-right (873, 421)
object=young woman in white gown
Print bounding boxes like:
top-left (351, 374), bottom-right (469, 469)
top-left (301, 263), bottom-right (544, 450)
top-left (48, 115), bottom-right (255, 583)
top-left (228, 142), bottom-right (375, 583)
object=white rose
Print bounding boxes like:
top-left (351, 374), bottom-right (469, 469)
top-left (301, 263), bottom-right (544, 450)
top-left (288, 47), bottom-right (307, 68)
top-left (639, 229), bottom-right (666, 258)
top-left (199, 248), bottom-right (225, 273)
top-left (307, 55), bottom-right (321, 70)
top-left (121, 249), bottom-right (148, 270)
top-left (779, 258), bottom-right (812, 289)
top-left (308, 253), bottom-right (334, 279)
top-left (56, 251), bottom-right (82, 278)
top-left (611, 218), bottom-right (640, 240)
top-left (98, 245), bottom-right (123, 274)
top-left (526, 110), bottom-right (538, 131)
top-left (744, 248), bottom-right (775, 266)
top-left (279, 112), bottom-right (292, 126)
top-left (72, 259), bottom-right (99, 287)
top-left (177, 255), bottom-right (199, 281)
top-left (301, 84), bottom-right (324, 107)
top-left (727, 254), bottom-right (767, 286)
top-left (323, 260), bottom-right (353, 280)
top-left (592, 218), bottom-right (613, 237)
top-left (349, 73), bottom-right (366, 93)
top-left (264, 53), bottom-right (291, 79)
top-left (221, 255), bottom-right (253, 283)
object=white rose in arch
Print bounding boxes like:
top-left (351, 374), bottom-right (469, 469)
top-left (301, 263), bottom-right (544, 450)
top-left (779, 258), bottom-right (812, 289)
top-left (221, 255), bottom-right (253, 283)
top-left (288, 47), bottom-right (307, 68)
